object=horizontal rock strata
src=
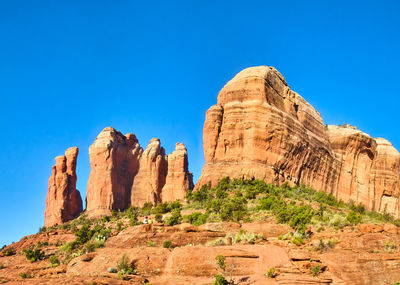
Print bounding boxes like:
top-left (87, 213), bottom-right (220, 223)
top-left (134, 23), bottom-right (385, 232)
top-left (197, 66), bottom-right (400, 217)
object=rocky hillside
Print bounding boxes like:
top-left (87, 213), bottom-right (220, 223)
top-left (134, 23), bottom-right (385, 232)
top-left (2, 179), bottom-right (400, 284)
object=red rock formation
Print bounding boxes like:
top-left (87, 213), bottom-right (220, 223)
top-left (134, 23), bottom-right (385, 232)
top-left (162, 143), bottom-right (193, 202)
top-left (44, 147), bottom-right (83, 227)
top-left (86, 127), bottom-right (142, 217)
top-left (328, 125), bottom-right (400, 216)
top-left (197, 66), bottom-right (400, 217)
top-left (130, 138), bottom-right (168, 206)
top-left (197, 65), bottom-right (340, 192)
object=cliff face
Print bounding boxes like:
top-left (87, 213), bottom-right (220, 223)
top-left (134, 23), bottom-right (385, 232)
top-left (130, 138), bottom-right (168, 207)
top-left (328, 125), bottom-right (400, 216)
top-left (198, 66), bottom-right (340, 192)
top-left (86, 127), bottom-right (142, 217)
top-left (162, 143), bottom-right (194, 202)
top-left (85, 128), bottom-right (193, 216)
top-left (44, 147), bottom-right (83, 227)
top-left (197, 66), bottom-right (400, 217)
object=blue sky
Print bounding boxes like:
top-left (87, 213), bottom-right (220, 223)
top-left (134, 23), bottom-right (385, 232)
top-left (0, 0), bottom-right (399, 246)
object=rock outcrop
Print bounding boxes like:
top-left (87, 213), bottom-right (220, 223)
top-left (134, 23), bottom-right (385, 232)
top-left (86, 128), bottom-right (193, 216)
top-left (86, 127), bottom-right (142, 216)
top-left (198, 65), bottom-right (340, 191)
top-left (197, 66), bottom-right (400, 217)
top-left (162, 143), bottom-right (193, 202)
top-left (130, 138), bottom-right (168, 206)
top-left (328, 125), bottom-right (400, 216)
top-left (44, 147), bottom-right (83, 227)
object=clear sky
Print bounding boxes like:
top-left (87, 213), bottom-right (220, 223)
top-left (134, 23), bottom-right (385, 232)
top-left (1, 0), bottom-right (399, 246)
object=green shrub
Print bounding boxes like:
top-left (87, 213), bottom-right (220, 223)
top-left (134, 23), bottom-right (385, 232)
top-left (116, 254), bottom-right (137, 280)
top-left (116, 221), bottom-right (123, 231)
top-left (155, 213), bottom-right (163, 223)
top-left (19, 272), bottom-right (32, 279)
top-left (213, 274), bottom-right (228, 285)
top-left (141, 202), bottom-right (153, 215)
top-left (215, 255), bottom-right (226, 271)
top-left (22, 248), bottom-right (45, 263)
top-left (266, 267), bottom-right (276, 278)
top-left (346, 211), bottom-right (362, 225)
top-left (311, 265), bottom-right (321, 276)
top-left (166, 209), bottom-right (182, 226)
top-left (183, 212), bottom-right (209, 226)
top-left (162, 240), bottom-right (172, 248)
top-left (2, 247), bottom-right (15, 256)
top-left (38, 226), bottom-right (46, 233)
top-left (147, 240), bottom-right (156, 247)
top-left (75, 224), bottom-right (93, 245)
top-left (49, 255), bottom-right (59, 267)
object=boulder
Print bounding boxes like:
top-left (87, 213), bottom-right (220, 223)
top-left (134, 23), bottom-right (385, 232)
top-left (44, 147), bottom-right (83, 227)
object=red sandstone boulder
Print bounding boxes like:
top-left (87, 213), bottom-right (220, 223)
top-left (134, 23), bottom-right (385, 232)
top-left (44, 147), bottom-right (83, 227)
top-left (86, 127), bottom-right (142, 217)
top-left (162, 143), bottom-right (193, 202)
top-left (130, 138), bottom-right (168, 206)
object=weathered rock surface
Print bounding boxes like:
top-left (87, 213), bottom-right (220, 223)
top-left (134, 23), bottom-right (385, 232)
top-left (197, 65), bottom-right (340, 191)
top-left (44, 147), bottom-right (83, 227)
top-left (130, 138), bottom-right (168, 206)
top-left (197, 66), bottom-right (400, 217)
top-left (327, 125), bottom-right (400, 216)
top-left (86, 128), bottom-right (193, 215)
top-left (162, 143), bottom-right (193, 202)
top-left (86, 127), bottom-right (142, 216)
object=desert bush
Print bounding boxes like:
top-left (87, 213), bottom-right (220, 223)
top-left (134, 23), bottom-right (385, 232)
top-left (155, 213), bottom-right (163, 223)
top-left (265, 267), bottom-right (276, 278)
top-left (346, 211), bottom-right (362, 225)
top-left (22, 248), bottom-right (45, 262)
top-left (166, 209), bottom-right (182, 226)
top-left (213, 274), bottom-right (228, 285)
top-left (183, 212), bottom-right (209, 226)
top-left (49, 255), bottom-right (59, 267)
top-left (38, 226), bottom-right (46, 233)
top-left (311, 265), bottom-right (321, 276)
top-left (19, 272), bottom-right (32, 279)
top-left (2, 247), bottom-right (15, 256)
top-left (162, 240), bottom-right (172, 248)
top-left (116, 221), bottom-right (123, 231)
top-left (116, 254), bottom-right (137, 280)
top-left (147, 240), bottom-right (156, 247)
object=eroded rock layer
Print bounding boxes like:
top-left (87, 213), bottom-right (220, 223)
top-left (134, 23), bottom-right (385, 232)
top-left (44, 147), bottom-right (83, 227)
top-left (197, 66), bottom-right (400, 217)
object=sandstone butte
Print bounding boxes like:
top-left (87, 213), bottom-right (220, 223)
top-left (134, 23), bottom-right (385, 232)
top-left (44, 147), bottom-right (83, 227)
top-left (44, 65), bottom-right (400, 225)
top-left (85, 127), bottom-right (193, 217)
top-left (196, 65), bottom-right (400, 218)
